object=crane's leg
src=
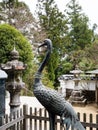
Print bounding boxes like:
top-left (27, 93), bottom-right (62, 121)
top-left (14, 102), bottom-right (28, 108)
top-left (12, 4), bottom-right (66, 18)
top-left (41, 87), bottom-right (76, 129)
top-left (61, 117), bottom-right (71, 130)
top-left (49, 113), bottom-right (55, 130)
top-left (66, 120), bottom-right (71, 130)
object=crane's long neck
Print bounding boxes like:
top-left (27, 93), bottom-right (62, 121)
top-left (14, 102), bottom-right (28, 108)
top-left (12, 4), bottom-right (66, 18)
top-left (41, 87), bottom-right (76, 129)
top-left (38, 50), bottom-right (50, 73)
top-left (35, 50), bottom-right (51, 82)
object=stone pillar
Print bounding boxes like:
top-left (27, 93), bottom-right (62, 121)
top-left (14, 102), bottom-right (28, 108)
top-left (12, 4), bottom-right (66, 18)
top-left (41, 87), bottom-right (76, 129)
top-left (0, 69), bottom-right (7, 125)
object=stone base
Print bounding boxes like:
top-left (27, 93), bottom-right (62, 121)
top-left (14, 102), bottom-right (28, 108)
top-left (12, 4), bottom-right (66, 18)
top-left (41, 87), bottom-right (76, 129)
top-left (69, 90), bottom-right (87, 106)
top-left (69, 98), bottom-right (87, 107)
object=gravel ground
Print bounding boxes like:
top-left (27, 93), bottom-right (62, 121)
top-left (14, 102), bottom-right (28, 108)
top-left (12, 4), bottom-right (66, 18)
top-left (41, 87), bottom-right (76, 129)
top-left (5, 96), bottom-right (43, 114)
top-left (6, 96), bottom-right (98, 115)
top-left (73, 103), bottom-right (98, 115)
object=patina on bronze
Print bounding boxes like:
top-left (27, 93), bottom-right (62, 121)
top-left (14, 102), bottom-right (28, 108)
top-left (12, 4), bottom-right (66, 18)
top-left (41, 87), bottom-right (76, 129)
top-left (33, 39), bottom-right (85, 130)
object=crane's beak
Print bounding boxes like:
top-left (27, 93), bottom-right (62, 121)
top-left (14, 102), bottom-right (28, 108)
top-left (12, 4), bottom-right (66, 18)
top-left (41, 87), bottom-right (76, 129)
top-left (38, 42), bottom-right (47, 53)
top-left (38, 41), bottom-right (47, 48)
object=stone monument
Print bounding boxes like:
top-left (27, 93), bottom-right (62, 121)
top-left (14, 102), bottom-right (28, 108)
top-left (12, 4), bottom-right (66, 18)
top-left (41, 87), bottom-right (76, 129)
top-left (69, 69), bottom-right (87, 106)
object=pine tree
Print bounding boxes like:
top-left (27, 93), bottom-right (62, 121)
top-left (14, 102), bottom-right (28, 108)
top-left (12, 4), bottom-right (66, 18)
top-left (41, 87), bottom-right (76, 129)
top-left (65, 0), bottom-right (93, 52)
top-left (36, 0), bottom-right (68, 87)
top-left (64, 0), bottom-right (93, 68)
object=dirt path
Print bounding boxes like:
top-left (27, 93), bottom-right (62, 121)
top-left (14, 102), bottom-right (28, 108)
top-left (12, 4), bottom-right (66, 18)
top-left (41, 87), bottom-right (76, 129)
top-left (73, 103), bottom-right (98, 115)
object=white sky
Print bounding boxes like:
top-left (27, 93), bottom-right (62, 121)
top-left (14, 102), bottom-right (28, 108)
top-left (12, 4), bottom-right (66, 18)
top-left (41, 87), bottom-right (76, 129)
top-left (20, 0), bottom-right (98, 30)
top-left (0, 0), bottom-right (89, 33)
top-left (0, 0), bottom-right (97, 29)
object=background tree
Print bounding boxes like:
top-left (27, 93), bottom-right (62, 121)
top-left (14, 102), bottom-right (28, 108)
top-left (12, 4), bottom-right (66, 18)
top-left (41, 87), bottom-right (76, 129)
top-left (0, 0), bottom-right (42, 43)
top-left (0, 0), bottom-right (97, 90)
top-left (0, 24), bottom-right (35, 94)
top-left (80, 39), bottom-right (98, 71)
top-left (64, 0), bottom-right (93, 69)
top-left (0, 0), bottom-right (52, 91)
top-left (36, 0), bottom-right (68, 88)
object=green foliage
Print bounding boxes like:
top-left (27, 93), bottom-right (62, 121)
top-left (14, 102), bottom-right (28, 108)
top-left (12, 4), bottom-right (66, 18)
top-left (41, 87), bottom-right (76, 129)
top-left (65, 0), bottom-right (93, 52)
top-left (61, 61), bottom-right (73, 74)
top-left (55, 60), bottom-right (73, 77)
top-left (81, 41), bottom-right (98, 70)
top-left (42, 69), bottom-right (54, 89)
top-left (0, 0), bottom-right (38, 43)
top-left (37, 0), bottom-right (68, 87)
top-left (0, 24), bottom-right (34, 89)
top-left (0, 24), bottom-right (33, 63)
top-left (79, 58), bottom-right (94, 71)
top-left (68, 50), bottom-right (85, 69)
top-left (36, 0), bottom-right (95, 89)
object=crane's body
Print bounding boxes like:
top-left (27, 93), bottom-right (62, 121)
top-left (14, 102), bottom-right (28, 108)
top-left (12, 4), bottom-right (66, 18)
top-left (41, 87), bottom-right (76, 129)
top-left (34, 82), bottom-right (66, 115)
top-left (33, 39), bottom-right (85, 130)
top-left (34, 81), bottom-right (75, 116)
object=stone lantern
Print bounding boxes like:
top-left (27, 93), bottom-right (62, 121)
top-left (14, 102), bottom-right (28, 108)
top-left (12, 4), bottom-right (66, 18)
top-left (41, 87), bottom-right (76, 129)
top-left (69, 68), bottom-right (87, 106)
top-left (1, 47), bottom-right (26, 113)
top-left (70, 69), bottom-right (83, 89)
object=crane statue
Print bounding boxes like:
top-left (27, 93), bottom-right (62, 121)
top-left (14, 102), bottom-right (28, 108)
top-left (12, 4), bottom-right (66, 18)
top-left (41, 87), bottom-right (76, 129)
top-left (33, 39), bottom-right (85, 130)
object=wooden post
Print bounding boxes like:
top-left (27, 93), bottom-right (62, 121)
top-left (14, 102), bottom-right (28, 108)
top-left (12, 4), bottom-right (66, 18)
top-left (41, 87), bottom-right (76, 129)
top-left (96, 114), bottom-right (98, 130)
top-left (95, 74), bottom-right (98, 107)
top-left (23, 104), bottom-right (28, 130)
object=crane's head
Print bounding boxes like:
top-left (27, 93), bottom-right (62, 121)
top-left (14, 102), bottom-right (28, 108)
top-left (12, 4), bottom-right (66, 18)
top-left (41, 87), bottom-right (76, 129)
top-left (38, 39), bottom-right (52, 53)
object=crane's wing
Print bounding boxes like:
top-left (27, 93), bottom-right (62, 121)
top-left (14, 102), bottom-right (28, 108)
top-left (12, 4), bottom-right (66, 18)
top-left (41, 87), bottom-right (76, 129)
top-left (33, 84), bottom-right (67, 115)
top-left (33, 84), bottom-right (85, 130)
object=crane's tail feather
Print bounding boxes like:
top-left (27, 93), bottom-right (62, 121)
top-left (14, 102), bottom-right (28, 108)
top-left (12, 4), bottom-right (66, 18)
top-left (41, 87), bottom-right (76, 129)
top-left (61, 117), bottom-right (71, 130)
top-left (61, 116), bottom-right (85, 130)
top-left (73, 120), bottom-right (85, 130)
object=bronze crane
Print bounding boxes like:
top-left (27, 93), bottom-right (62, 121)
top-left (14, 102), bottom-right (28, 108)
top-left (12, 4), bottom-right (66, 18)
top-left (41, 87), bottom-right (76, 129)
top-left (33, 39), bottom-right (85, 130)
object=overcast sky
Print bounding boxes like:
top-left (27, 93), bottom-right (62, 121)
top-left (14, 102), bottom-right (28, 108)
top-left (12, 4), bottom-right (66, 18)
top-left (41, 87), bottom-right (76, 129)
top-left (19, 0), bottom-right (98, 33)
top-left (19, 0), bottom-right (98, 30)
top-left (0, 0), bottom-right (97, 28)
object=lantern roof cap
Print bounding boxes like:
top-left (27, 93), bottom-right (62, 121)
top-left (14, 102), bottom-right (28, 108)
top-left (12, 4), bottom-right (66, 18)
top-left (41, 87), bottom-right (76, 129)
top-left (70, 69), bottom-right (83, 74)
top-left (86, 69), bottom-right (98, 74)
